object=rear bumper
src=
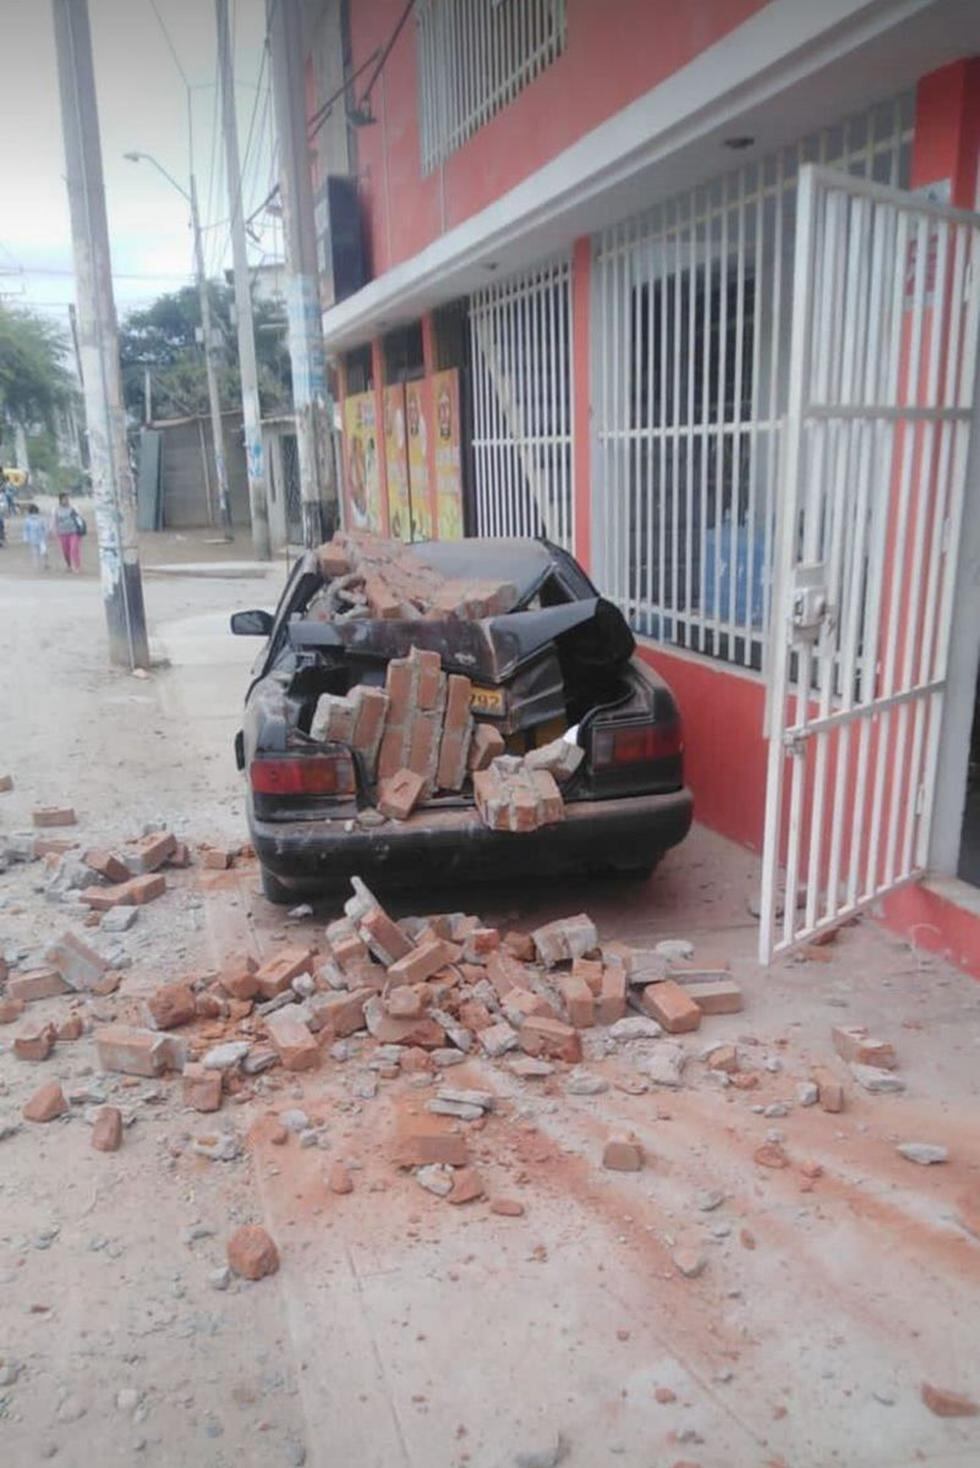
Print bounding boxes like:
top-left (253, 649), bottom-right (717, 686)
top-left (249, 787), bottom-right (693, 894)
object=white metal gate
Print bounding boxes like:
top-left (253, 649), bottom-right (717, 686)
top-left (469, 256), bottom-right (574, 547)
top-left (759, 164), bottom-right (980, 962)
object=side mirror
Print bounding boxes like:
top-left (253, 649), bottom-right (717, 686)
top-left (230, 608), bottom-right (274, 637)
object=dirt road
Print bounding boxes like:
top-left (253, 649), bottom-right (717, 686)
top-left (1, 550), bottom-right (979, 1468)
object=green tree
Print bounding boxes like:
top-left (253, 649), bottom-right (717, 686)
top-left (0, 303), bottom-right (72, 453)
top-left (118, 282), bottom-right (291, 423)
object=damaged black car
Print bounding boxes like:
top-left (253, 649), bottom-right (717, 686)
top-left (232, 537), bottom-right (693, 902)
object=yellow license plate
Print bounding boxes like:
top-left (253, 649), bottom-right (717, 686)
top-left (470, 686), bottom-right (505, 715)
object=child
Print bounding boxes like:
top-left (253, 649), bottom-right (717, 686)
top-left (23, 503), bottom-right (49, 571)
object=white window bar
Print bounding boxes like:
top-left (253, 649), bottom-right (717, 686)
top-left (469, 255), bottom-right (573, 548)
top-left (591, 95), bottom-right (913, 669)
top-left (417, 0), bottom-right (567, 174)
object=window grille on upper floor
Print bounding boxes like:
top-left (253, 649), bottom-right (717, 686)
top-left (417, 0), bottom-right (567, 174)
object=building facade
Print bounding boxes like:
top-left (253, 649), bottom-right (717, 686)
top-left (304, 0), bottom-right (980, 974)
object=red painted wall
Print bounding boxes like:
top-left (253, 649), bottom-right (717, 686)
top-left (637, 644), bottom-right (769, 851)
top-left (350, 0), bottom-right (768, 276)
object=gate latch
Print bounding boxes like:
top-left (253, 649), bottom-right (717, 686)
top-left (789, 562), bottom-right (833, 642)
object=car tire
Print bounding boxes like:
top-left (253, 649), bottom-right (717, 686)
top-left (260, 865), bottom-right (293, 905)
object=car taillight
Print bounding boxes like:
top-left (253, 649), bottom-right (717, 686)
top-left (591, 720), bottom-right (683, 769)
top-left (250, 752), bottom-right (355, 797)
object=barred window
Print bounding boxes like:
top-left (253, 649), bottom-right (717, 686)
top-left (417, 0), bottom-right (567, 174)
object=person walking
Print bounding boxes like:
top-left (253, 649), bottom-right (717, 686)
top-left (52, 492), bottom-right (85, 573)
top-left (22, 503), bottom-right (49, 571)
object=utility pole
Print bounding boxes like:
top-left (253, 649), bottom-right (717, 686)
top-left (189, 173), bottom-right (233, 538)
top-left (216, 0), bottom-right (270, 559)
top-left (267, 0), bottom-right (336, 547)
top-left (51, 0), bottom-right (149, 669)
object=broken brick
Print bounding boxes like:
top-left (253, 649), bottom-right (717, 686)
top-left (0, 996), bottom-right (25, 1025)
top-left (603, 1135), bottom-right (644, 1171)
top-left (182, 1063), bottom-right (223, 1112)
top-left (23, 1081), bottom-right (68, 1123)
top-left (596, 965), bottom-right (627, 1026)
top-left (532, 914), bottom-right (598, 967)
top-left (687, 980), bottom-right (743, 1016)
top-left (490, 1197), bottom-right (525, 1217)
top-left (32, 806), bottom-right (77, 828)
top-left (253, 947), bottom-right (315, 1000)
top-left (14, 1020), bottom-right (57, 1061)
top-left (387, 939), bottom-right (454, 987)
top-left (91, 1106), bottom-right (123, 1151)
top-left (328, 1162), bottom-right (354, 1195)
top-left (265, 1010), bottom-right (319, 1071)
top-left (130, 830), bottom-right (177, 873)
top-left (503, 988), bottom-right (556, 1027)
top-left (384, 986), bottom-right (427, 1019)
top-left (637, 979), bottom-right (701, 1034)
top-left (311, 692), bottom-right (356, 743)
top-left (95, 1024), bottom-right (183, 1078)
top-left (458, 999), bottom-right (494, 1032)
top-left (81, 873), bottom-right (166, 909)
top-left (462, 927), bottom-right (501, 962)
top-left (518, 1015), bottom-right (582, 1063)
top-left (55, 1013), bottom-right (84, 1041)
top-left (7, 968), bottom-right (71, 1003)
top-left (485, 949), bottom-right (526, 999)
top-left (227, 1225), bottom-right (279, 1281)
top-left (467, 723), bottom-right (506, 771)
top-left (706, 1044), bottom-right (739, 1074)
top-left (436, 674), bottom-right (474, 791)
top-left (571, 957), bottom-right (604, 995)
top-left (503, 930), bottom-right (536, 962)
top-left (812, 1065), bottom-right (845, 1113)
top-left (831, 1025), bottom-right (897, 1070)
top-left (46, 931), bottom-right (109, 992)
top-left (312, 987), bottom-right (371, 1037)
top-left (146, 981), bottom-right (197, 1031)
top-left (83, 848), bottom-right (133, 883)
top-left (524, 736), bottom-right (584, 782)
top-left (921, 1383), bottom-right (979, 1418)
top-left (393, 1111), bottom-right (469, 1168)
top-left (557, 972), bottom-right (595, 1028)
top-left (377, 768), bottom-right (425, 821)
top-left (363, 996), bottom-right (444, 1048)
top-left (350, 685), bottom-right (389, 775)
top-left (202, 846), bottom-right (235, 870)
top-left (448, 1167), bottom-right (485, 1205)
top-left (217, 954), bottom-right (260, 1000)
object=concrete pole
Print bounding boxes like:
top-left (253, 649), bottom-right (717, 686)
top-left (189, 174), bottom-right (233, 538)
top-left (216, 0), bottom-right (270, 559)
top-left (267, 0), bottom-right (336, 547)
top-left (50, 0), bottom-right (149, 669)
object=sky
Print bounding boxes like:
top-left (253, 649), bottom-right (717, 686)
top-left (0, 0), bottom-right (280, 333)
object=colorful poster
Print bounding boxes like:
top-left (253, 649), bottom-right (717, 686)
top-left (342, 391), bottom-right (383, 533)
top-left (432, 368), bottom-right (464, 541)
top-left (405, 379), bottom-right (433, 541)
top-left (383, 384), bottom-right (411, 542)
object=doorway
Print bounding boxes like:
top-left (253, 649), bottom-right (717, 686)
top-left (957, 672), bottom-right (980, 885)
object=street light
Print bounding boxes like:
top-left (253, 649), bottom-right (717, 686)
top-left (125, 149), bottom-right (232, 538)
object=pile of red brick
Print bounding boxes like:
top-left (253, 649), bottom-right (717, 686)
top-left (315, 531), bottom-right (519, 622)
top-left (312, 645), bottom-right (507, 818)
top-left (313, 644), bottom-right (587, 827)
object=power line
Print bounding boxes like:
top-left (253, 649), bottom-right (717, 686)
top-left (147, 0), bottom-right (191, 89)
